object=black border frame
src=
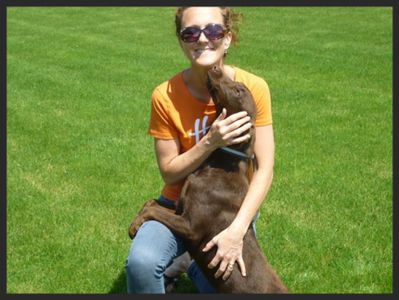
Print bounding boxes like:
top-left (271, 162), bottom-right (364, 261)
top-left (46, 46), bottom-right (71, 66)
top-left (1, 0), bottom-right (397, 299)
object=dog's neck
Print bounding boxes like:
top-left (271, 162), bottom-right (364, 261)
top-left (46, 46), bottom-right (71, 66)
top-left (214, 106), bottom-right (255, 161)
top-left (220, 146), bottom-right (254, 160)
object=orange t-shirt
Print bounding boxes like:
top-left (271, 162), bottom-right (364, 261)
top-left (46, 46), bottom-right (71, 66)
top-left (148, 66), bottom-right (272, 201)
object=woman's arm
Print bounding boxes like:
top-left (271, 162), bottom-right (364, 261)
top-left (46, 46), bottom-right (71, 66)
top-left (155, 109), bottom-right (252, 185)
top-left (231, 125), bottom-right (275, 234)
top-left (203, 125), bottom-right (275, 279)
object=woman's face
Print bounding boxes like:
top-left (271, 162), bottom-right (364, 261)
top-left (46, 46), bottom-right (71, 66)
top-left (179, 7), bottom-right (232, 69)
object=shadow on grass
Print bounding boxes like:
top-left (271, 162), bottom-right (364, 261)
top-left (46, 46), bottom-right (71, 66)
top-left (108, 268), bottom-right (197, 294)
top-left (109, 268), bottom-right (127, 294)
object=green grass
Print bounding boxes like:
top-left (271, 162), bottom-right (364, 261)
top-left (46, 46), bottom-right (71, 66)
top-left (7, 7), bottom-right (392, 293)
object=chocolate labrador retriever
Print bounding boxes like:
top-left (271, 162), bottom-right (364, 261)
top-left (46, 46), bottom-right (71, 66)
top-left (129, 65), bottom-right (288, 293)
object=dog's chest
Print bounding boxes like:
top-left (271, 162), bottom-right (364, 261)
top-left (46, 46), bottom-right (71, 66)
top-left (181, 166), bottom-right (248, 216)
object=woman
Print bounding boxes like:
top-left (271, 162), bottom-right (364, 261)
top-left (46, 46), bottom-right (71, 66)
top-left (126, 6), bottom-right (275, 293)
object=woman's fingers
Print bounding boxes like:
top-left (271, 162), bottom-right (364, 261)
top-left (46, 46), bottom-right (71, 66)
top-left (214, 260), bottom-right (229, 279)
top-left (216, 257), bottom-right (246, 280)
top-left (237, 256), bottom-right (247, 277)
top-left (224, 122), bottom-right (253, 144)
top-left (225, 116), bottom-right (251, 132)
top-left (222, 261), bottom-right (235, 281)
top-left (218, 111), bottom-right (252, 140)
top-left (216, 108), bottom-right (227, 122)
top-left (206, 110), bottom-right (252, 149)
top-left (203, 238), bottom-right (217, 252)
top-left (221, 111), bottom-right (248, 125)
top-left (207, 253), bottom-right (222, 270)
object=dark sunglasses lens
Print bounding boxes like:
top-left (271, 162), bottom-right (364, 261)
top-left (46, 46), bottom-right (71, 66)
top-left (204, 24), bottom-right (225, 40)
top-left (180, 27), bottom-right (201, 42)
top-left (180, 24), bottom-right (225, 42)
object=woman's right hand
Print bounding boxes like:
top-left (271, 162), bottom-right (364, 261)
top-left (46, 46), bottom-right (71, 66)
top-left (204, 108), bottom-right (252, 151)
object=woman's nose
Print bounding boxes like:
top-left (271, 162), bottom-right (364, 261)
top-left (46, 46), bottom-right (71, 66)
top-left (197, 31), bottom-right (208, 43)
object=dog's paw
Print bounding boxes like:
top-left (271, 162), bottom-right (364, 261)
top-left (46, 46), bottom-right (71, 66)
top-left (128, 199), bottom-right (158, 239)
top-left (128, 212), bottom-right (150, 239)
top-left (128, 218), bottom-right (143, 239)
top-left (142, 199), bottom-right (158, 209)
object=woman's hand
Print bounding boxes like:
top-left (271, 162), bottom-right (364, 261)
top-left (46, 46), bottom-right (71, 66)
top-left (204, 108), bottom-right (252, 151)
top-left (202, 226), bottom-right (247, 280)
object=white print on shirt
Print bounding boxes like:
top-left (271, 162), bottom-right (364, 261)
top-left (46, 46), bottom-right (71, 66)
top-left (188, 116), bottom-right (210, 144)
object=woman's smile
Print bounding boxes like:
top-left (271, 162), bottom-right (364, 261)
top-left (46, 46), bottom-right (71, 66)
top-left (194, 47), bottom-right (213, 55)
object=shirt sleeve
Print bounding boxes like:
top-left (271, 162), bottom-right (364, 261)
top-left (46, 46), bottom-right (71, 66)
top-left (252, 77), bottom-right (273, 126)
top-left (148, 88), bottom-right (179, 140)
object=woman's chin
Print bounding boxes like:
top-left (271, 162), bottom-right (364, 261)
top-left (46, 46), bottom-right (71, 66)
top-left (191, 56), bottom-right (222, 68)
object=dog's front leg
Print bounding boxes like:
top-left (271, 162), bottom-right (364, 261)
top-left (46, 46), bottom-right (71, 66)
top-left (129, 199), bottom-right (169, 238)
top-left (129, 200), bottom-right (194, 241)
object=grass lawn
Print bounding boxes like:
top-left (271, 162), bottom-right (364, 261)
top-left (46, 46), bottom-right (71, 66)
top-left (6, 7), bottom-right (392, 293)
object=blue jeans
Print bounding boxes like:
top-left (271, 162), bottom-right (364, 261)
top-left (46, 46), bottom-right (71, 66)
top-left (125, 196), bottom-right (258, 293)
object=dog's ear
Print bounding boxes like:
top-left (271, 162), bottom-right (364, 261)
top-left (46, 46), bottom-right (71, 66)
top-left (248, 125), bottom-right (256, 155)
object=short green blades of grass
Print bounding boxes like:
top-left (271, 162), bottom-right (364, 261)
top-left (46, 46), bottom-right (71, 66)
top-left (7, 7), bottom-right (392, 293)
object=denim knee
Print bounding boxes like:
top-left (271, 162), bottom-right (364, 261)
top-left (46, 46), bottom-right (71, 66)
top-left (126, 244), bottom-right (166, 280)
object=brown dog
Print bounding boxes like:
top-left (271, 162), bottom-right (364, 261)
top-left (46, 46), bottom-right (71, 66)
top-left (129, 65), bottom-right (288, 293)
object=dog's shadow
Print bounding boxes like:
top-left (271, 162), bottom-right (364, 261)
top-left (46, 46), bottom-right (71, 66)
top-left (109, 268), bottom-right (197, 294)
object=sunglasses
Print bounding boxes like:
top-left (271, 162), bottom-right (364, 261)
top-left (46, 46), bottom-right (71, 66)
top-left (180, 23), bottom-right (227, 43)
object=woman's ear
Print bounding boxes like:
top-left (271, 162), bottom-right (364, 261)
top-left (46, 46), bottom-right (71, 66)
top-left (224, 31), bottom-right (232, 51)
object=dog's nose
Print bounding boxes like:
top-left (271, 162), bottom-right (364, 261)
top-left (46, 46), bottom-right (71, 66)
top-left (209, 65), bottom-right (222, 78)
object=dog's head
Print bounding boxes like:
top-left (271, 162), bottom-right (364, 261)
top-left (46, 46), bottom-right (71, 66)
top-left (207, 65), bottom-right (256, 121)
top-left (207, 65), bottom-right (257, 154)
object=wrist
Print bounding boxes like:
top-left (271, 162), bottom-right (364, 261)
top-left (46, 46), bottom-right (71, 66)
top-left (199, 134), bottom-right (218, 153)
top-left (229, 218), bottom-right (249, 237)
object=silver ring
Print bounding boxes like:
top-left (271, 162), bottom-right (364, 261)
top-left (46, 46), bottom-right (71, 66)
top-left (228, 264), bottom-right (234, 270)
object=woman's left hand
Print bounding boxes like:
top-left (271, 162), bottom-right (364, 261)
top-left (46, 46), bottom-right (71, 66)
top-left (202, 226), bottom-right (247, 280)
